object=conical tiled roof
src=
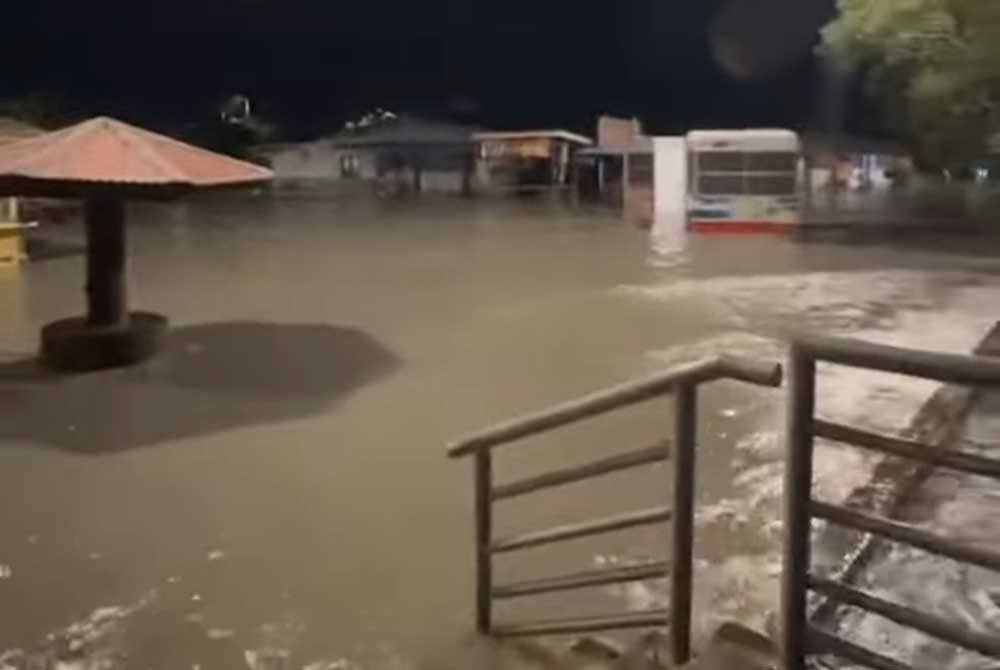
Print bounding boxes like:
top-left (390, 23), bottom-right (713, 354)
top-left (0, 116), bottom-right (271, 196)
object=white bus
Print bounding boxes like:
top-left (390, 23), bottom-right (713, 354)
top-left (686, 129), bottom-right (801, 233)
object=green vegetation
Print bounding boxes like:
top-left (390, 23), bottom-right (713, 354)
top-left (0, 94), bottom-right (70, 129)
top-left (822, 0), bottom-right (1000, 168)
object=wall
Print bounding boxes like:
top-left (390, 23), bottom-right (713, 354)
top-left (260, 142), bottom-right (382, 183)
top-left (624, 153), bottom-right (654, 224)
top-left (653, 137), bottom-right (687, 215)
top-left (263, 141), bottom-right (339, 181)
top-left (260, 141), bottom-right (474, 195)
top-left (597, 116), bottom-right (643, 148)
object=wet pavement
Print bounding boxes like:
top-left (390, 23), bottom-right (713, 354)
top-left (1, 195), bottom-right (1000, 669)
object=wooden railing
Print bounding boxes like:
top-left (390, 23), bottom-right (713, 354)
top-left (447, 355), bottom-right (783, 666)
top-left (783, 333), bottom-right (1000, 670)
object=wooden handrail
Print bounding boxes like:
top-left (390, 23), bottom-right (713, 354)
top-left (783, 335), bottom-right (1000, 670)
top-left (808, 628), bottom-right (910, 670)
top-left (491, 442), bottom-right (670, 501)
top-left (453, 353), bottom-right (782, 666)
top-left (492, 560), bottom-right (670, 599)
top-left (448, 356), bottom-right (781, 458)
top-left (811, 500), bottom-right (1000, 573)
top-left (793, 331), bottom-right (1000, 386)
top-left (492, 610), bottom-right (672, 638)
top-left (491, 506), bottom-right (672, 554)
top-left (813, 419), bottom-right (1000, 479)
top-left (808, 575), bottom-right (1000, 659)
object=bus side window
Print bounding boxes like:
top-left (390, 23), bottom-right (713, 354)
top-left (699, 174), bottom-right (745, 195)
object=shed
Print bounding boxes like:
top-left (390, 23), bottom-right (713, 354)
top-left (473, 130), bottom-right (593, 191)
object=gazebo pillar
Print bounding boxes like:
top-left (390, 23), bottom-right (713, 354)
top-left (0, 115), bottom-right (271, 371)
top-left (85, 197), bottom-right (127, 327)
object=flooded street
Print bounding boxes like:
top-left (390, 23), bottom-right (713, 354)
top-left (2, 196), bottom-right (1000, 669)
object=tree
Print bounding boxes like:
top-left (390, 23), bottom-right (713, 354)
top-left (822, 0), bottom-right (1000, 168)
top-left (0, 93), bottom-right (70, 129)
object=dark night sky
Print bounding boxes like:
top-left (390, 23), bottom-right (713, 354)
top-left (2, 0), bottom-right (837, 138)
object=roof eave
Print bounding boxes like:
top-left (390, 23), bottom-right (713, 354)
top-left (0, 176), bottom-right (271, 200)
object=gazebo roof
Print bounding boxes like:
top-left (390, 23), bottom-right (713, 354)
top-left (0, 116), bottom-right (272, 198)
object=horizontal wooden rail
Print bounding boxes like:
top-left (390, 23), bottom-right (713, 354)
top-left (808, 575), bottom-right (1000, 659)
top-left (808, 627), bottom-right (910, 670)
top-left (491, 443), bottom-right (671, 501)
top-left (811, 501), bottom-right (1000, 573)
top-left (492, 561), bottom-right (669, 599)
top-left (813, 419), bottom-right (1000, 479)
top-left (491, 506), bottom-right (672, 554)
top-left (714, 355), bottom-right (786, 386)
top-left (794, 332), bottom-right (1000, 386)
top-left (447, 356), bottom-right (782, 458)
top-left (492, 609), bottom-right (671, 637)
top-left (453, 353), bottom-right (781, 658)
top-left (784, 333), bottom-right (1000, 670)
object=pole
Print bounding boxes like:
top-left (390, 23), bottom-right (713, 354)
top-left (475, 450), bottom-right (493, 633)
top-left (85, 196), bottom-right (127, 327)
top-left (671, 384), bottom-right (697, 666)
top-left (782, 345), bottom-right (816, 669)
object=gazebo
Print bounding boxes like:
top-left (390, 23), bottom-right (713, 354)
top-left (0, 116), bottom-right (273, 371)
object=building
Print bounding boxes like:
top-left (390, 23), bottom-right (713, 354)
top-left (257, 115), bottom-right (478, 195)
top-left (577, 116), bottom-right (640, 210)
top-left (473, 130), bottom-right (592, 192)
top-left (576, 116), bottom-right (686, 225)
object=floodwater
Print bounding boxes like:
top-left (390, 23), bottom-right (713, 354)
top-left (1, 195), bottom-right (1000, 669)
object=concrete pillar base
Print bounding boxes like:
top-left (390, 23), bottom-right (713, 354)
top-left (40, 311), bottom-right (168, 372)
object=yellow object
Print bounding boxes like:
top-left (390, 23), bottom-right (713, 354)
top-left (0, 196), bottom-right (34, 266)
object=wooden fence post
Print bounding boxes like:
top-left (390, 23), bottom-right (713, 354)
top-left (475, 450), bottom-right (493, 633)
top-left (671, 384), bottom-right (697, 666)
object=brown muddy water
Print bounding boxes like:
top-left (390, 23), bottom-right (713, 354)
top-left (1, 196), bottom-right (1000, 669)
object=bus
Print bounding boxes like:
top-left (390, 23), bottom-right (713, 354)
top-left (686, 129), bottom-right (801, 233)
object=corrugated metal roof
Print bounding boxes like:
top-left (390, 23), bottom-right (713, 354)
top-left (0, 117), bottom-right (272, 190)
top-left (330, 116), bottom-right (477, 148)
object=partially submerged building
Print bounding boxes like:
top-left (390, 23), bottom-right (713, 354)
top-left (473, 130), bottom-right (592, 192)
top-left (259, 121), bottom-right (594, 197)
top-left (257, 115), bottom-right (478, 195)
top-left (577, 116), bottom-right (686, 225)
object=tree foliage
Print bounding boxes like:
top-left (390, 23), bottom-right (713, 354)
top-left (0, 93), bottom-right (69, 129)
top-left (822, 0), bottom-right (1000, 167)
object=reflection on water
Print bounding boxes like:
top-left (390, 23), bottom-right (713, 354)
top-left (2, 195), bottom-right (1000, 668)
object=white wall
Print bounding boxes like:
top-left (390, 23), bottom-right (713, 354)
top-left (265, 141), bottom-right (339, 180)
top-left (653, 137), bottom-right (687, 215)
top-left (262, 143), bottom-right (381, 182)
